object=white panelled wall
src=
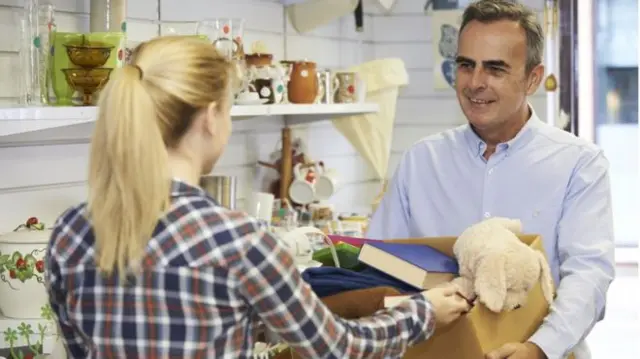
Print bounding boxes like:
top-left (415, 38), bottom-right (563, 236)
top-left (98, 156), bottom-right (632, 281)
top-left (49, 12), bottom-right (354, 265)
top-left (0, 0), bottom-right (547, 233)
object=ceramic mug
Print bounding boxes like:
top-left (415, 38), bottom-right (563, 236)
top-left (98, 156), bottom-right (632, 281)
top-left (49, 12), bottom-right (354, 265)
top-left (254, 78), bottom-right (275, 104)
top-left (245, 191), bottom-right (275, 223)
top-left (334, 71), bottom-right (358, 103)
top-left (288, 163), bottom-right (315, 205)
top-left (314, 163), bottom-right (339, 201)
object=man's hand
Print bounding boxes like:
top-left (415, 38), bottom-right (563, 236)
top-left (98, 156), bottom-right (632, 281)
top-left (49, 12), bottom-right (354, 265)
top-left (485, 342), bottom-right (547, 359)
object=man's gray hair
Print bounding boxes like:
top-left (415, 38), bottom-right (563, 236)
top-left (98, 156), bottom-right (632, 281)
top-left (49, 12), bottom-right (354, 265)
top-left (460, 0), bottom-right (544, 73)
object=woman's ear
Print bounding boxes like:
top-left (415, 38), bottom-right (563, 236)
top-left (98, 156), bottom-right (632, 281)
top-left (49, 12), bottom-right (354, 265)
top-left (204, 101), bottom-right (218, 135)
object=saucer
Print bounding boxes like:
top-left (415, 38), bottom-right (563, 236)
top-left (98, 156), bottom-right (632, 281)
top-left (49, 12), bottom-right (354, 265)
top-left (235, 98), bottom-right (269, 105)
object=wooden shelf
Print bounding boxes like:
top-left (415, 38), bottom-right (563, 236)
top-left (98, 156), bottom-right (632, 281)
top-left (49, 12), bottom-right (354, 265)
top-left (0, 103), bottom-right (379, 144)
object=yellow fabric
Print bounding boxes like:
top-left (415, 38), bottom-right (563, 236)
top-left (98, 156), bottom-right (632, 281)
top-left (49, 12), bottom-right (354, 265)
top-left (331, 58), bottom-right (408, 181)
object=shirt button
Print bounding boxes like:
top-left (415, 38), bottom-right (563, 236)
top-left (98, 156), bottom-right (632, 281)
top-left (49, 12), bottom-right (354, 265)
top-left (488, 168), bottom-right (494, 175)
top-left (484, 212), bottom-right (491, 218)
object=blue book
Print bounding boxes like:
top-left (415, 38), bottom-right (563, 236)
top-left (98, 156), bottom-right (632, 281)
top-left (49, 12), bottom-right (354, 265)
top-left (357, 241), bottom-right (459, 290)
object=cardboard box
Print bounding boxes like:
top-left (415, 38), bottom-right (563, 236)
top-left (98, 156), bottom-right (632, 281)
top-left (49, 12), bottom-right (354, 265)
top-left (275, 235), bottom-right (574, 359)
top-left (399, 235), bottom-right (549, 356)
top-left (391, 235), bottom-right (573, 359)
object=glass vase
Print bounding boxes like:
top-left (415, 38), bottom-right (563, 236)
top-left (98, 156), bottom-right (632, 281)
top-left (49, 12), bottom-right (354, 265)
top-left (20, 0), bottom-right (55, 106)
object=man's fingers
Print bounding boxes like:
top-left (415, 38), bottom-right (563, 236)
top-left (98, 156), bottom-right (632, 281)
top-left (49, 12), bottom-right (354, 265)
top-left (486, 343), bottom-right (519, 359)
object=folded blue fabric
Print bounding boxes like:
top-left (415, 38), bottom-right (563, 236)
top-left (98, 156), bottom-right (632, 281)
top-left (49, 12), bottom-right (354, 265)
top-left (300, 266), bottom-right (419, 298)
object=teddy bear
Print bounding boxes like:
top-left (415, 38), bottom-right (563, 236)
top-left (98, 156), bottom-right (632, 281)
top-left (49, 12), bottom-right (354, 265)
top-left (450, 217), bottom-right (555, 313)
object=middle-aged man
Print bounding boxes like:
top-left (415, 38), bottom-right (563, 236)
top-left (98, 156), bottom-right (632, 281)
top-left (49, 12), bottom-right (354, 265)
top-left (366, 1), bottom-right (615, 359)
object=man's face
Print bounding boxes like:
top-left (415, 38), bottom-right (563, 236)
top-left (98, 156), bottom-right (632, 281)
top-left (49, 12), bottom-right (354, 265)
top-left (455, 19), bottom-right (541, 131)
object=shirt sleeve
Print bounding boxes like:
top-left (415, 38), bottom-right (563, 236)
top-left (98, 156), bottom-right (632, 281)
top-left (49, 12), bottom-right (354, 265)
top-left (45, 225), bottom-right (89, 359)
top-left (230, 226), bottom-right (436, 359)
top-left (528, 149), bottom-right (616, 359)
top-left (366, 150), bottom-right (413, 240)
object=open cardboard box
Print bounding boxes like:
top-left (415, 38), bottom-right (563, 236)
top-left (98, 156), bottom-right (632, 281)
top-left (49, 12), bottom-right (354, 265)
top-left (390, 235), bottom-right (577, 359)
top-left (275, 235), bottom-right (574, 359)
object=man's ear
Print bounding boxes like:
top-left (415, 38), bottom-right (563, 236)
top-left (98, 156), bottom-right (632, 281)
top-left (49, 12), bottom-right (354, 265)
top-left (526, 64), bottom-right (545, 96)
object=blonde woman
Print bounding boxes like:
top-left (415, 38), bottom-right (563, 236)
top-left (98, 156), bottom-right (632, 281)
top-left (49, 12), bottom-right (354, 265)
top-left (44, 36), bottom-right (470, 358)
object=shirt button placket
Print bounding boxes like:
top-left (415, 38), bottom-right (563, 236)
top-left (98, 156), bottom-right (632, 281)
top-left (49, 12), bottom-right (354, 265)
top-left (482, 165), bottom-right (495, 219)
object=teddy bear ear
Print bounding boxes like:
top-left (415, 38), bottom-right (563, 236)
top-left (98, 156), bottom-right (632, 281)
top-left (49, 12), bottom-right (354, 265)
top-left (474, 255), bottom-right (508, 313)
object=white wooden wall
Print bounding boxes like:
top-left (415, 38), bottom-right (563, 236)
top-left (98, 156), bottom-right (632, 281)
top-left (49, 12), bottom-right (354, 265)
top-left (0, 0), bottom-right (546, 233)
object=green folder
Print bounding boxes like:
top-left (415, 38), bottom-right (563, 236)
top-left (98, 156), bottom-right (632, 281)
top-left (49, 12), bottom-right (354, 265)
top-left (312, 242), bottom-right (365, 271)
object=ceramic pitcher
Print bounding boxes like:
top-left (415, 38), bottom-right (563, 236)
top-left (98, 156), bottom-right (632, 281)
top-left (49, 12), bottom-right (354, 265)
top-left (288, 60), bottom-right (318, 104)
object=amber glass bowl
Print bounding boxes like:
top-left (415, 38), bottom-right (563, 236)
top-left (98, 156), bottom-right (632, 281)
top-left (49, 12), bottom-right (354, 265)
top-left (245, 53), bottom-right (273, 67)
top-left (63, 68), bottom-right (113, 106)
top-left (64, 43), bottom-right (114, 68)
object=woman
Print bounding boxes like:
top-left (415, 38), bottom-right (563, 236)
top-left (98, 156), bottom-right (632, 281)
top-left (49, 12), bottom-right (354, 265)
top-left (45, 36), bottom-right (470, 358)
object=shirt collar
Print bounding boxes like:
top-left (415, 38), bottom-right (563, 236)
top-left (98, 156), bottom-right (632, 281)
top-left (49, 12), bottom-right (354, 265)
top-left (463, 104), bottom-right (544, 157)
top-left (170, 178), bottom-right (209, 199)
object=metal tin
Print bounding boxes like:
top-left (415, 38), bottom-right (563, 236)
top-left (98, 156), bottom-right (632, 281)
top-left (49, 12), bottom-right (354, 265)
top-left (199, 175), bottom-right (238, 210)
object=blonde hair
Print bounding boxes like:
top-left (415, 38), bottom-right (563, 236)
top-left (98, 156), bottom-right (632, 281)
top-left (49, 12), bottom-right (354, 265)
top-left (88, 36), bottom-right (235, 277)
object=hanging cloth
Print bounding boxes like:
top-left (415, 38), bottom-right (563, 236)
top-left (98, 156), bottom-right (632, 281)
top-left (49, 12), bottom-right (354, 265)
top-left (331, 58), bottom-right (408, 209)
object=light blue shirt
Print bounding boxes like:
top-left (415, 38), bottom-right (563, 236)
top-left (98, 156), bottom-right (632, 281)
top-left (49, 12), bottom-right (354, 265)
top-left (366, 108), bottom-right (615, 359)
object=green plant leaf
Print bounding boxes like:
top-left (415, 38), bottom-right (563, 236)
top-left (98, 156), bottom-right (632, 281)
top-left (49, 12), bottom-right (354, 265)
top-left (4, 327), bottom-right (18, 343)
top-left (17, 271), bottom-right (28, 282)
top-left (0, 253), bottom-right (9, 264)
top-left (40, 305), bottom-right (54, 321)
top-left (18, 322), bottom-right (34, 337)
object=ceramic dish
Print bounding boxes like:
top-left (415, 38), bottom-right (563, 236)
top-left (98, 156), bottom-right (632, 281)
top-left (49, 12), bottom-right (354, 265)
top-left (235, 98), bottom-right (269, 105)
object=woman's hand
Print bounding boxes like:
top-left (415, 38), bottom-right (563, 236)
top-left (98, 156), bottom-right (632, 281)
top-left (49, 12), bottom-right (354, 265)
top-left (423, 283), bottom-right (472, 327)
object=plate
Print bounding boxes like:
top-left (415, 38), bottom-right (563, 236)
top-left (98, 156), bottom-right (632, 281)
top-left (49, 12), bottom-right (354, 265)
top-left (235, 98), bottom-right (269, 105)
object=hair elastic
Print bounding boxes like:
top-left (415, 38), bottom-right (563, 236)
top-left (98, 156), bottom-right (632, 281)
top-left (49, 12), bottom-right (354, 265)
top-left (132, 64), bottom-right (143, 80)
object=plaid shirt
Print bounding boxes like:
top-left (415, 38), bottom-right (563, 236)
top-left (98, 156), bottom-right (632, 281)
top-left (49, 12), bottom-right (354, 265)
top-left (45, 179), bottom-right (435, 358)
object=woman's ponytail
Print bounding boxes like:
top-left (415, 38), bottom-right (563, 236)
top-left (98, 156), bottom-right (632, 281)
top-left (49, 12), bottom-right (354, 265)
top-left (88, 65), bottom-right (170, 278)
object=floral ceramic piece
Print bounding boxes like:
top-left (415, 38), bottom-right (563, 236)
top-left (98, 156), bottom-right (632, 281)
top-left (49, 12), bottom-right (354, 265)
top-left (1, 304), bottom-right (61, 359)
top-left (0, 218), bottom-right (51, 319)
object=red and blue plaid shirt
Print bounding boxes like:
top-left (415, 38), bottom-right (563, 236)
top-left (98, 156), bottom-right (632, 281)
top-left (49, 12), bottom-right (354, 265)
top-left (45, 179), bottom-right (435, 358)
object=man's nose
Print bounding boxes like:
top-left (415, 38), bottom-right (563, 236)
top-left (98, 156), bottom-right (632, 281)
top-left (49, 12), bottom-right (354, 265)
top-left (468, 68), bottom-right (488, 90)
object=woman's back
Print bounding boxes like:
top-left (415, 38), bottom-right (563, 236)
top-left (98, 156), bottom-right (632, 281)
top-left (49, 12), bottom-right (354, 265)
top-left (47, 180), bottom-right (271, 357)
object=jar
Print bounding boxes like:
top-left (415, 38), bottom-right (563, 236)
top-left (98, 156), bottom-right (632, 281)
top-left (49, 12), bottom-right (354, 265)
top-left (0, 218), bottom-right (51, 319)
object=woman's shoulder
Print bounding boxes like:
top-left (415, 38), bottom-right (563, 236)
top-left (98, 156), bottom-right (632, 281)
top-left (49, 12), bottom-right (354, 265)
top-left (47, 202), bottom-right (92, 262)
top-left (51, 202), bottom-right (90, 234)
top-left (164, 196), bottom-right (281, 268)
top-left (167, 194), bottom-right (268, 245)
top-left (170, 194), bottom-right (261, 233)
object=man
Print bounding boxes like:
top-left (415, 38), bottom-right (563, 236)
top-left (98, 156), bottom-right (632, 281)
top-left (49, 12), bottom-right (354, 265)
top-left (366, 1), bottom-right (615, 358)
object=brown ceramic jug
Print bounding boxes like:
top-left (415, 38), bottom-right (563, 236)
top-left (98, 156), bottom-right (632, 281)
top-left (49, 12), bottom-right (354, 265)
top-left (288, 60), bottom-right (318, 104)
